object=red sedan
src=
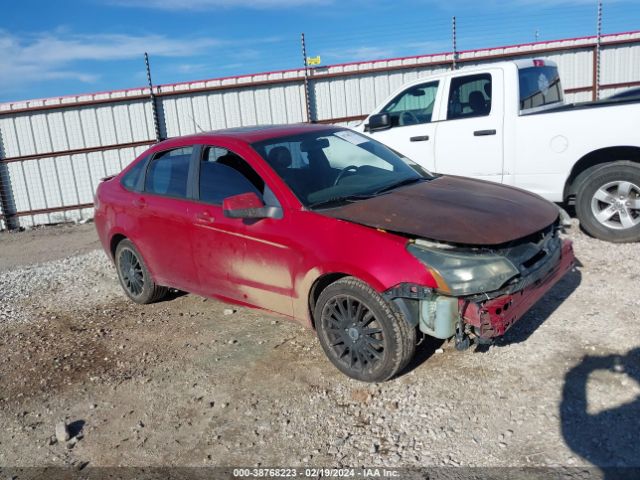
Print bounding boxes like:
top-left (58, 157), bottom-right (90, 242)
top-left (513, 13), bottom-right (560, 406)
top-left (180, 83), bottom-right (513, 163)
top-left (95, 124), bottom-right (574, 382)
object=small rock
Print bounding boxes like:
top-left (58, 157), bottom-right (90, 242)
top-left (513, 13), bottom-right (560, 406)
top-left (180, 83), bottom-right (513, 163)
top-left (55, 421), bottom-right (70, 443)
top-left (228, 339), bottom-right (238, 345)
top-left (223, 309), bottom-right (236, 315)
top-left (435, 348), bottom-right (444, 354)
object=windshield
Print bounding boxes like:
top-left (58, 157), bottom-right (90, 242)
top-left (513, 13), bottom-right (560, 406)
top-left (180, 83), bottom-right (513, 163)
top-left (252, 129), bottom-right (433, 208)
top-left (519, 65), bottom-right (563, 111)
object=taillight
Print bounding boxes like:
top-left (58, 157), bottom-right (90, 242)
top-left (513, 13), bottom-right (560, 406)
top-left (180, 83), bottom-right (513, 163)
top-left (533, 59), bottom-right (545, 67)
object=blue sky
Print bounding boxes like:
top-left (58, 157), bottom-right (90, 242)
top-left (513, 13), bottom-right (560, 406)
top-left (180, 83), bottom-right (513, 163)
top-left (1, 0), bottom-right (639, 103)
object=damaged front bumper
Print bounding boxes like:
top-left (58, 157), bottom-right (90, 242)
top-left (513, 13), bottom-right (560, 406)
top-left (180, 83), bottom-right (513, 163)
top-left (385, 238), bottom-right (575, 341)
top-left (460, 239), bottom-right (574, 338)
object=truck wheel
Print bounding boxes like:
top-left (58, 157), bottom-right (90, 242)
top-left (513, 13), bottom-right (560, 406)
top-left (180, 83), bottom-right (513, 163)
top-left (115, 239), bottom-right (168, 304)
top-left (575, 162), bottom-right (640, 243)
top-left (314, 277), bottom-right (416, 383)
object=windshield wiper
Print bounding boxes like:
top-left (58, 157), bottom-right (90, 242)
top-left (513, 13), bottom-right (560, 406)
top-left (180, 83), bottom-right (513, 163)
top-left (307, 194), bottom-right (374, 210)
top-left (370, 177), bottom-right (426, 195)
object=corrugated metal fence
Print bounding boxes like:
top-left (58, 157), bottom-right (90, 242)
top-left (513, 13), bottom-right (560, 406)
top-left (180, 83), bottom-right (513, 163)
top-left (1, 30), bottom-right (639, 230)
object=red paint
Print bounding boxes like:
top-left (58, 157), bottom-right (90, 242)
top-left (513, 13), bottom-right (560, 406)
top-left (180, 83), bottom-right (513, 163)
top-left (461, 240), bottom-right (575, 338)
top-left (94, 126), bottom-right (439, 326)
top-left (222, 192), bottom-right (264, 211)
top-left (94, 125), bottom-right (571, 332)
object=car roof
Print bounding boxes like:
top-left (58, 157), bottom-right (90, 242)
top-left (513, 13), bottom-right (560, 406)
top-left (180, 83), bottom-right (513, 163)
top-left (155, 123), bottom-right (339, 148)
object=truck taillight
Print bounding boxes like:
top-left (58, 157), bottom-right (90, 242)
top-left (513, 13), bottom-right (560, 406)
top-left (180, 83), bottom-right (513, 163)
top-left (533, 59), bottom-right (545, 67)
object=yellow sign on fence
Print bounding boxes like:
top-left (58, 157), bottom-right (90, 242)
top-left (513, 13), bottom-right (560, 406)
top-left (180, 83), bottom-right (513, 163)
top-left (307, 56), bottom-right (321, 66)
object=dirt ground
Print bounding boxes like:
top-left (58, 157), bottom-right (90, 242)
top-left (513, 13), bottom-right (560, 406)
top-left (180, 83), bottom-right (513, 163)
top-left (0, 222), bottom-right (638, 476)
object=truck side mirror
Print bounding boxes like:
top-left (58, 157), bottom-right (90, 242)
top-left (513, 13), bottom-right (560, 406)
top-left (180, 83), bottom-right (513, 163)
top-left (365, 113), bottom-right (391, 132)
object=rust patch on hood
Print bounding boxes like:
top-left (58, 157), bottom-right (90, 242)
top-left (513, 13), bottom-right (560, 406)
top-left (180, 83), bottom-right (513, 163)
top-left (319, 176), bottom-right (559, 246)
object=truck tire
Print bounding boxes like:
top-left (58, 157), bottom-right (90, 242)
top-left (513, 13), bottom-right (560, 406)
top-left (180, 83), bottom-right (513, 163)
top-left (575, 161), bottom-right (640, 242)
top-left (314, 277), bottom-right (416, 382)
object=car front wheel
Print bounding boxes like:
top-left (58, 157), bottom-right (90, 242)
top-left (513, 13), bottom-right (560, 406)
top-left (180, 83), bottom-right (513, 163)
top-left (314, 277), bottom-right (416, 382)
top-left (115, 239), bottom-right (168, 304)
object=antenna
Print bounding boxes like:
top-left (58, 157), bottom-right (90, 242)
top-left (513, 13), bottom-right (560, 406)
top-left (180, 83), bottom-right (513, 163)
top-left (189, 113), bottom-right (205, 133)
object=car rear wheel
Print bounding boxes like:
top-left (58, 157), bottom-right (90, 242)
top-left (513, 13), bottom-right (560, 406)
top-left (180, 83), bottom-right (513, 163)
top-left (314, 277), bottom-right (416, 382)
top-left (115, 239), bottom-right (168, 304)
top-left (575, 161), bottom-right (640, 243)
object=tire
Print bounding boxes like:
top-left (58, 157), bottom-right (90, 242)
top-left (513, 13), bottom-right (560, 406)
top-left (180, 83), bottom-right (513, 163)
top-left (114, 239), bottom-right (168, 304)
top-left (575, 161), bottom-right (640, 243)
top-left (314, 277), bottom-right (416, 382)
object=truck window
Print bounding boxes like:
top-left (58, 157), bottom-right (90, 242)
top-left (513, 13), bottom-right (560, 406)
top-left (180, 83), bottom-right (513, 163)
top-left (380, 81), bottom-right (439, 127)
top-left (519, 66), bottom-right (563, 111)
top-left (447, 73), bottom-right (492, 120)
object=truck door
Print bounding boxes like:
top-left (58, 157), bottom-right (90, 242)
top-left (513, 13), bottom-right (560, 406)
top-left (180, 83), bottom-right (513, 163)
top-left (434, 70), bottom-right (504, 183)
top-left (365, 80), bottom-right (440, 170)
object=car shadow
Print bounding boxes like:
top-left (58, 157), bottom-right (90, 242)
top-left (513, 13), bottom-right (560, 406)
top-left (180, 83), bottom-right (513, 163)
top-left (401, 334), bottom-right (445, 376)
top-left (155, 288), bottom-right (189, 303)
top-left (560, 347), bottom-right (640, 478)
top-left (490, 259), bottom-right (583, 349)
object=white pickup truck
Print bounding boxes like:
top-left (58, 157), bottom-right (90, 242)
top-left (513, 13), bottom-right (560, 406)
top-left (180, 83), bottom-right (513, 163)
top-left (355, 59), bottom-right (640, 242)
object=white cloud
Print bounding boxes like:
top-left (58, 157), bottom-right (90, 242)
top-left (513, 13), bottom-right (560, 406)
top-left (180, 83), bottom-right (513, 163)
top-left (108, 0), bottom-right (331, 9)
top-left (0, 29), bottom-right (220, 94)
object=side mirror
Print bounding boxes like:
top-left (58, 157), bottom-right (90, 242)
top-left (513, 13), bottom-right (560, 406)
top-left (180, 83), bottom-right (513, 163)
top-left (222, 192), bottom-right (279, 219)
top-left (365, 113), bottom-right (391, 132)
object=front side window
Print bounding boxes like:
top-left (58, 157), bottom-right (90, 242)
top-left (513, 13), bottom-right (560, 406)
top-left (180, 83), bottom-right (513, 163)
top-left (519, 66), bottom-right (563, 111)
top-left (198, 147), bottom-right (265, 205)
top-left (380, 81), bottom-right (439, 127)
top-left (252, 129), bottom-right (433, 207)
top-left (145, 147), bottom-right (193, 198)
top-left (447, 73), bottom-right (492, 120)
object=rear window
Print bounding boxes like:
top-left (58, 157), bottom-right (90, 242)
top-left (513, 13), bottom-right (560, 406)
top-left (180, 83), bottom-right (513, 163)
top-left (519, 66), bottom-right (563, 111)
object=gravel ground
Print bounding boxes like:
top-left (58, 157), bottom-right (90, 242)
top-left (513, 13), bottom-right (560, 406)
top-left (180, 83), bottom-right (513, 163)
top-left (0, 221), bottom-right (638, 474)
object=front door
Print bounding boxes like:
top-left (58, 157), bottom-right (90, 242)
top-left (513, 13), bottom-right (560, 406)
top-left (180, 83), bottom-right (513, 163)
top-left (433, 70), bottom-right (505, 183)
top-left (191, 145), bottom-right (295, 316)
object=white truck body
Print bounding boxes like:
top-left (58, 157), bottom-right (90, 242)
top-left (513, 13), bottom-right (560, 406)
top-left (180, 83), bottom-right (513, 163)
top-left (355, 59), bottom-right (640, 242)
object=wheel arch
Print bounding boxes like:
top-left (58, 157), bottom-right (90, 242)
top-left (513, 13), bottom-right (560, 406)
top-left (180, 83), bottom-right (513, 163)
top-left (563, 146), bottom-right (640, 202)
top-left (109, 233), bottom-right (128, 260)
top-left (307, 272), bottom-right (349, 329)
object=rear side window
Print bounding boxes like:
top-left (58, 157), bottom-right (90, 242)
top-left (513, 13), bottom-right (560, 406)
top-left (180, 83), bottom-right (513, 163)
top-left (447, 73), bottom-right (492, 120)
top-left (121, 157), bottom-right (146, 191)
top-left (519, 66), bottom-right (563, 111)
top-left (199, 147), bottom-right (263, 205)
top-left (145, 147), bottom-right (193, 198)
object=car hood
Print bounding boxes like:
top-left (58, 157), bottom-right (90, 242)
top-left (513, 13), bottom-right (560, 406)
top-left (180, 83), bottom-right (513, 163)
top-left (319, 176), bottom-right (559, 246)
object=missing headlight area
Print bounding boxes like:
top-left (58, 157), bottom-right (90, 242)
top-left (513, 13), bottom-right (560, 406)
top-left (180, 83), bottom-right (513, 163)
top-left (387, 223), bottom-right (573, 343)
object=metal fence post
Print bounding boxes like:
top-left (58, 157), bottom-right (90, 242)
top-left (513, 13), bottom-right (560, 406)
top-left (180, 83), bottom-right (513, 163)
top-left (0, 164), bottom-right (18, 231)
top-left (595, 1), bottom-right (603, 100)
top-left (145, 52), bottom-right (163, 142)
top-left (452, 16), bottom-right (458, 70)
top-left (301, 33), bottom-right (314, 123)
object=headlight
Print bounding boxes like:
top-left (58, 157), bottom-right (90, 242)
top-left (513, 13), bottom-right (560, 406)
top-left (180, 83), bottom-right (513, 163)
top-left (408, 240), bottom-right (519, 296)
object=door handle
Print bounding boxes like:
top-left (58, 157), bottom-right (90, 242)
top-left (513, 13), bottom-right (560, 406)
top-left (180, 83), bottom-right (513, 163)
top-left (410, 135), bottom-right (430, 142)
top-left (132, 198), bottom-right (147, 208)
top-left (195, 212), bottom-right (215, 224)
top-left (474, 129), bottom-right (497, 136)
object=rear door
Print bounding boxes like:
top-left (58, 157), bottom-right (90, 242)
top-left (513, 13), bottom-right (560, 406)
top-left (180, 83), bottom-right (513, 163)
top-left (366, 80), bottom-right (441, 170)
top-left (433, 69), bottom-right (505, 182)
top-left (134, 146), bottom-right (199, 291)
